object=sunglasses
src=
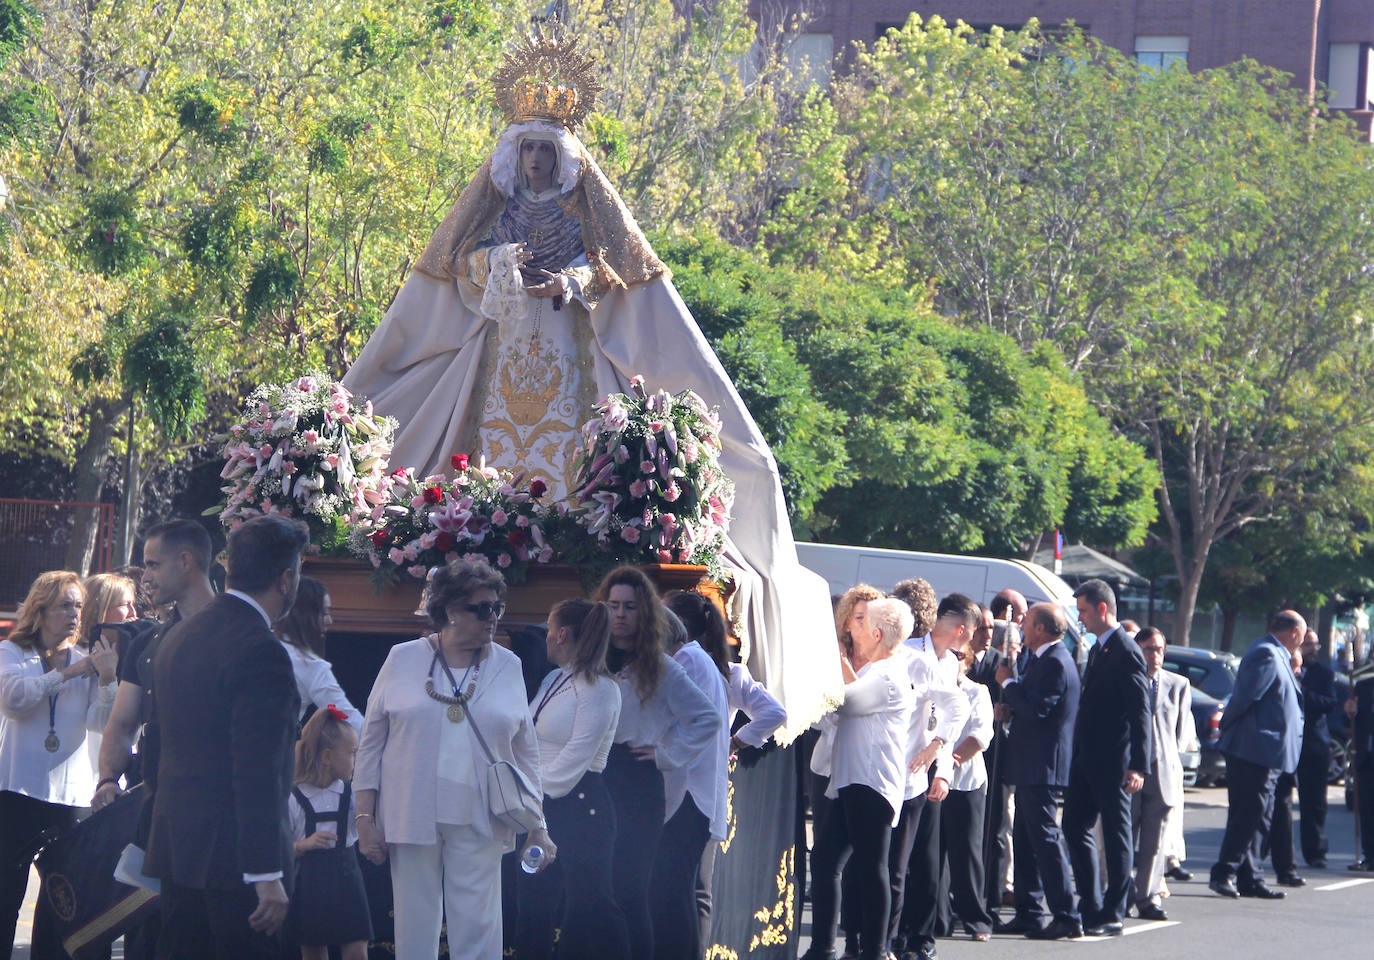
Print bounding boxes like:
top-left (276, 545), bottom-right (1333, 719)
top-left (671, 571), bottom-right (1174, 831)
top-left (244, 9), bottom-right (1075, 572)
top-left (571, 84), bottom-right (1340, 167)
top-left (456, 601), bottom-right (506, 621)
top-left (951, 649), bottom-right (967, 661)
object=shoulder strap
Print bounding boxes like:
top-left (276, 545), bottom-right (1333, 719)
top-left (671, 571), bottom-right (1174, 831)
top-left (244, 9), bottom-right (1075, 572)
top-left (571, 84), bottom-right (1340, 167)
top-left (292, 786), bottom-right (317, 834)
top-left (335, 783), bottom-right (352, 848)
top-left (465, 707), bottom-right (498, 765)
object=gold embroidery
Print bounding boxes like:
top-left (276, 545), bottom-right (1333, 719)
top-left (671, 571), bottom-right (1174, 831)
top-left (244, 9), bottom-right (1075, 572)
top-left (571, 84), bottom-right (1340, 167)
top-left (746, 847), bottom-right (796, 951)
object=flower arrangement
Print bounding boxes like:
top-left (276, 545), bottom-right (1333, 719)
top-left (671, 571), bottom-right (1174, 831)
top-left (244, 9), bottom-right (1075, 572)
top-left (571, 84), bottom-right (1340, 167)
top-left (349, 454), bottom-right (555, 584)
top-left (211, 375), bottom-right (396, 549)
top-left (569, 375), bottom-right (735, 579)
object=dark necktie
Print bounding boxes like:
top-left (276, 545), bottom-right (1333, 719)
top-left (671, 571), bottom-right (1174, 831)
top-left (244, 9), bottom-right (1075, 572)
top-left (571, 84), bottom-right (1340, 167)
top-left (1150, 676), bottom-right (1159, 715)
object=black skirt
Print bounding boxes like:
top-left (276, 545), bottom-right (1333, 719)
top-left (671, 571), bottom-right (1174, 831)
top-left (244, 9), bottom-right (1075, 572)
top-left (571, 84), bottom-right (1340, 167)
top-left (287, 784), bottom-right (374, 947)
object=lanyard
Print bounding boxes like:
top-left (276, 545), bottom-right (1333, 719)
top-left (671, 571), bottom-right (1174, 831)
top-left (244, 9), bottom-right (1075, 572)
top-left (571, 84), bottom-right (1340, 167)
top-left (533, 670), bottom-right (574, 724)
top-left (431, 639), bottom-right (478, 697)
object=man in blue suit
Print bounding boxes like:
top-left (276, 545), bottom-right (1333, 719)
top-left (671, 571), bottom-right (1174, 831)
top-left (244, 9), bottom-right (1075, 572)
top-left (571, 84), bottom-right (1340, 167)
top-left (1063, 579), bottom-right (1152, 936)
top-left (992, 604), bottom-right (1083, 940)
top-left (1208, 610), bottom-right (1306, 900)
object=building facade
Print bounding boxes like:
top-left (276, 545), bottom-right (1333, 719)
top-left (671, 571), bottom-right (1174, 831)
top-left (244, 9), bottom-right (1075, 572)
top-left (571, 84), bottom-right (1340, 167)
top-left (765, 1), bottom-right (1374, 136)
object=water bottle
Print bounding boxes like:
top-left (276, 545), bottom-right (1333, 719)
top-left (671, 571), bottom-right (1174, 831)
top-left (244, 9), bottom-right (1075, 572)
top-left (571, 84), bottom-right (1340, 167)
top-left (520, 844), bottom-right (544, 874)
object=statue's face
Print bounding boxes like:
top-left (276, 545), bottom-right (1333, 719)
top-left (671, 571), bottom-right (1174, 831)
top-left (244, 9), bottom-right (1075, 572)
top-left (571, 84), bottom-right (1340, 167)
top-left (521, 139), bottom-right (558, 187)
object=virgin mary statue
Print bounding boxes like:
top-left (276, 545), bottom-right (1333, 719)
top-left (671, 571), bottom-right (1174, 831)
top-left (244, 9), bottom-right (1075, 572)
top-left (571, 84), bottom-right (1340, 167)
top-left (344, 26), bottom-right (838, 740)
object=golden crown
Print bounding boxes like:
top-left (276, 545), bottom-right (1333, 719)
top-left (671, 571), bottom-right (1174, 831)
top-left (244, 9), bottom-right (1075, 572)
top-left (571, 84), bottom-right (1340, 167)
top-left (492, 21), bottom-right (601, 130)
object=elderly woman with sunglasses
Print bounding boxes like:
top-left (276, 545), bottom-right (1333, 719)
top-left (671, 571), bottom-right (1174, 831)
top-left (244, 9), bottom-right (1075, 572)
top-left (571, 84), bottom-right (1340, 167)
top-left (354, 556), bottom-right (552, 960)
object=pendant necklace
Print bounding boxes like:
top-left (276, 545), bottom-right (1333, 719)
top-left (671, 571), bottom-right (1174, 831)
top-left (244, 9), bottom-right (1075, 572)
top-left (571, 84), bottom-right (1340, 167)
top-left (425, 638), bottom-right (481, 724)
top-left (45, 649), bottom-right (70, 753)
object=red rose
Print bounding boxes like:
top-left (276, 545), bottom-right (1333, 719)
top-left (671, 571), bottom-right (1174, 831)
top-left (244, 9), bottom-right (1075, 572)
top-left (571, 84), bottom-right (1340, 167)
top-left (369, 530), bottom-right (389, 548)
top-left (452, 454), bottom-right (470, 471)
top-left (507, 528), bottom-right (528, 548)
top-left (423, 485), bottom-right (443, 505)
top-left (528, 478), bottom-right (548, 498)
top-left (434, 531), bottom-right (456, 552)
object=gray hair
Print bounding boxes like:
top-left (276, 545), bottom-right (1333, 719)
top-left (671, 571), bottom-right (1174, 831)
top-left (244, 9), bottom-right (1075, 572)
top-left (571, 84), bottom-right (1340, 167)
top-left (867, 598), bottom-right (915, 652)
top-left (663, 607), bottom-right (690, 650)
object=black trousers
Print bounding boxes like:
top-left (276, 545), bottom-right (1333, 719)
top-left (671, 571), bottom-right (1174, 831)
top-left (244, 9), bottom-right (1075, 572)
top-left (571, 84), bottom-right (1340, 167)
top-left (604, 744), bottom-right (665, 960)
top-left (1296, 742), bottom-right (1330, 864)
top-left (1062, 765), bottom-right (1134, 924)
top-left (877, 795), bottom-right (923, 954)
top-left (808, 784), bottom-right (893, 960)
top-left (1211, 753), bottom-right (1278, 887)
top-left (0, 790), bottom-right (77, 960)
top-left (1357, 755), bottom-right (1374, 862)
top-left (1011, 785), bottom-right (1078, 924)
top-left (696, 837), bottom-right (719, 949)
top-left (155, 880), bottom-right (281, 960)
top-left (1264, 771), bottom-right (1297, 876)
top-left (650, 795), bottom-right (711, 960)
top-left (517, 772), bottom-right (630, 960)
top-left (895, 794), bottom-right (942, 953)
top-left (942, 787), bottom-right (993, 935)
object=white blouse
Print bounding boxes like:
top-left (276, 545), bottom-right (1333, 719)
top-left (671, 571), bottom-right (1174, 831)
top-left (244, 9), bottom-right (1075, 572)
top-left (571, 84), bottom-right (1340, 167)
top-left (947, 678), bottom-right (994, 793)
top-left (0, 640), bottom-right (117, 805)
top-left (665, 642), bottom-right (729, 840)
top-left (355, 638), bottom-right (543, 851)
top-left (613, 653), bottom-right (720, 773)
top-left (727, 662), bottom-right (786, 748)
top-left (280, 641), bottom-right (364, 732)
top-left (529, 668), bottom-right (622, 799)
top-left (899, 636), bottom-right (969, 799)
top-left (289, 779), bottom-right (359, 846)
top-left (810, 654), bottom-right (915, 826)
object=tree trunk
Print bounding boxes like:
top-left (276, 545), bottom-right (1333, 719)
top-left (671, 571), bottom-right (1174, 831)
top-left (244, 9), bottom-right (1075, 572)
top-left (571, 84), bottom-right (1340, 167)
top-left (114, 404), bottom-right (141, 567)
top-left (1171, 558), bottom-right (1206, 648)
top-left (63, 400), bottom-right (126, 575)
top-left (1220, 605), bottom-right (1240, 654)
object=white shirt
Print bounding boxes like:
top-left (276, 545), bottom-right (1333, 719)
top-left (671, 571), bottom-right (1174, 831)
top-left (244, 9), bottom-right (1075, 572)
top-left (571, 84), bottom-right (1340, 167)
top-left (0, 641), bottom-right (116, 805)
top-left (289, 779), bottom-right (359, 846)
top-left (898, 634), bottom-right (969, 799)
top-left (810, 654), bottom-right (915, 826)
top-left (280, 641), bottom-right (364, 732)
top-left (947, 678), bottom-right (994, 792)
top-left (726, 662), bottom-right (786, 748)
top-left (665, 643), bottom-right (729, 840)
top-left (529, 668), bottom-right (621, 799)
top-left (613, 653), bottom-right (720, 773)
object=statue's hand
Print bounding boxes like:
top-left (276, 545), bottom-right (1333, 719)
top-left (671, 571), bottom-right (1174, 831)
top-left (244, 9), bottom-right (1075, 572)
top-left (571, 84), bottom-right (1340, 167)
top-left (526, 269), bottom-right (565, 299)
top-left (512, 241), bottom-right (533, 267)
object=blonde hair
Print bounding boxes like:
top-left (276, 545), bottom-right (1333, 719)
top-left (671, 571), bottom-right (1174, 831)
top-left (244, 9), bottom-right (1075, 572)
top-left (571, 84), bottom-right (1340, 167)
top-left (9, 571), bottom-right (83, 652)
top-left (78, 573), bottom-right (136, 650)
top-left (295, 706), bottom-right (357, 786)
top-left (833, 584), bottom-right (885, 660)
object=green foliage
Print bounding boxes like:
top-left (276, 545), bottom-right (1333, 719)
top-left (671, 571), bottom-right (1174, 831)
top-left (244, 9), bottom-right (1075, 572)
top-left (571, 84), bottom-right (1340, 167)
top-left (0, 0), bottom-right (35, 62)
top-left (306, 126), bottom-right (347, 173)
top-left (428, 0), bottom-right (498, 37)
top-left (122, 312), bottom-right (205, 428)
top-left (170, 80), bottom-right (242, 146)
top-left (77, 189), bottom-right (147, 275)
top-left (0, 82), bottom-right (51, 144)
top-left (244, 251), bottom-right (300, 319)
top-left (182, 200), bottom-right (250, 271)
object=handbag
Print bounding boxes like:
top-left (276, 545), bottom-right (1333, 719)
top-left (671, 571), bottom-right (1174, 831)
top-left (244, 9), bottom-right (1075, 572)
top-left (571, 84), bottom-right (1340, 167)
top-left (466, 708), bottom-right (544, 833)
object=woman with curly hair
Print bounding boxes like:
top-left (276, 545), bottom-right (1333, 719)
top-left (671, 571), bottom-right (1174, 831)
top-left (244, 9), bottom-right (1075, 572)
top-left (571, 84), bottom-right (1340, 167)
top-left (593, 567), bottom-right (718, 960)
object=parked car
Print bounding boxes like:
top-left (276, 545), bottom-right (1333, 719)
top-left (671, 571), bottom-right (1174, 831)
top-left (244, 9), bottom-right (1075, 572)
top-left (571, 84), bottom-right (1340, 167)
top-left (1162, 647), bottom-right (1238, 787)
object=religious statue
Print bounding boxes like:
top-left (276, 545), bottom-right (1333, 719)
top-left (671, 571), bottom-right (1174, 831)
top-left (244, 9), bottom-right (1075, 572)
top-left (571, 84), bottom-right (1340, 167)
top-left (344, 24), bottom-right (839, 739)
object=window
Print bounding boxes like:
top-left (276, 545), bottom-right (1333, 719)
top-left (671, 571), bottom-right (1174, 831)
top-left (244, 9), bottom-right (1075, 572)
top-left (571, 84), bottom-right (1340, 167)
top-left (1135, 35), bottom-right (1188, 70)
top-left (784, 32), bottom-right (834, 90)
top-left (1328, 42), bottom-right (1372, 110)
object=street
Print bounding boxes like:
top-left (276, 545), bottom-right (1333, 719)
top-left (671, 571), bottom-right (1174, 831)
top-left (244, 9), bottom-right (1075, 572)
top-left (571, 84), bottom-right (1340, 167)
top-left (799, 784), bottom-right (1372, 960)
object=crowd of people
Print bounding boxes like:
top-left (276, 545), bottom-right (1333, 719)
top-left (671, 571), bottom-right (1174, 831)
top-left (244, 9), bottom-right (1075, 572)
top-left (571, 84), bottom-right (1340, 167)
top-left (0, 515), bottom-right (788, 960)
top-left (4, 518), bottom-right (1373, 960)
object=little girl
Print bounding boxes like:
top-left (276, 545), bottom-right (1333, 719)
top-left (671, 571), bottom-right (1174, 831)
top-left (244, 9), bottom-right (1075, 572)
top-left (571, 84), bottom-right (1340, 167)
top-left (287, 704), bottom-right (373, 960)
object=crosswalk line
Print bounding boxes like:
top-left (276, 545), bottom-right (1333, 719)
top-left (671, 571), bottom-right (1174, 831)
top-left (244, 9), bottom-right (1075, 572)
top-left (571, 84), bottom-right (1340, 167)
top-left (1316, 878), bottom-right (1374, 891)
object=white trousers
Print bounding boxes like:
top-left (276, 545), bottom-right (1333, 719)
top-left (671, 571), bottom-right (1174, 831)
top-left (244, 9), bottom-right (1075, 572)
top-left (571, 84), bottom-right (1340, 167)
top-left (390, 823), bottom-right (505, 960)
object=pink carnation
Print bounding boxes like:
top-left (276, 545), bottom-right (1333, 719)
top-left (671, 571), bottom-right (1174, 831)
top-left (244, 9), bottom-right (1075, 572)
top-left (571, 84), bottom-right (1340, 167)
top-left (491, 509), bottom-right (508, 527)
top-left (388, 547), bottom-right (405, 565)
top-left (620, 525), bottom-right (641, 544)
top-left (537, 546), bottom-right (555, 563)
top-left (629, 479), bottom-right (647, 498)
top-left (408, 564), bottom-right (428, 578)
top-left (497, 553), bottom-right (512, 568)
top-left (640, 460), bottom-right (655, 475)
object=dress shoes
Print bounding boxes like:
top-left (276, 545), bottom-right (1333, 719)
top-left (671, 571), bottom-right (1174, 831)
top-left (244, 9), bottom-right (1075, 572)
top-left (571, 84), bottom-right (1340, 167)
top-left (1084, 921), bottom-right (1124, 937)
top-left (992, 914), bottom-right (1044, 935)
top-left (1349, 859), bottom-right (1374, 872)
top-left (1277, 872), bottom-right (1306, 887)
top-left (1135, 901), bottom-right (1169, 921)
top-left (1309, 859), bottom-right (1328, 869)
top-left (1165, 864), bottom-right (1194, 882)
top-left (1209, 877), bottom-right (1241, 898)
top-left (1025, 918), bottom-right (1083, 940)
top-left (1237, 881), bottom-right (1285, 899)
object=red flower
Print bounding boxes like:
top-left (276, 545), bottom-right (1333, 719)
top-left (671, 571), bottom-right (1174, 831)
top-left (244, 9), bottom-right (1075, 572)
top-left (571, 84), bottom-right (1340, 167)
top-left (325, 704), bottom-right (349, 723)
top-left (369, 530), bottom-right (389, 548)
top-left (434, 531), bottom-right (456, 552)
top-left (507, 528), bottom-right (528, 548)
top-left (528, 478), bottom-right (548, 498)
top-left (423, 485), bottom-right (443, 505)
top-left (451, 454), bottom-right (470, 471)
top-left (391, 467), bottom-right (408, 477)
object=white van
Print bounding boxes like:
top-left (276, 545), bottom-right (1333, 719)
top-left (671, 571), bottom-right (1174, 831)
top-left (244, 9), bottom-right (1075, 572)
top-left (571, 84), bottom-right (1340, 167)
top-left (794, 542), bottom-right (1087, 657)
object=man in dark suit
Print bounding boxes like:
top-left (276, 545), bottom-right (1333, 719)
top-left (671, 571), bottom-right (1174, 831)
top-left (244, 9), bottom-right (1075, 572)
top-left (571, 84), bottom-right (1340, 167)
top-left (146, 515), bottom-right (308, 959)
top-left (966, 604), bottom-right (1013, 916)
top-left (992, 603), bottom-right (1082, 940)
top-left (1295, 629), bottom-right (1338, 868)
top-left (1062, 578), bottom-right (1151, 936)
top-left (1344, 666), bottom-right (1374, 871)
top-left (1208, 610), bottom-right (1306, 900)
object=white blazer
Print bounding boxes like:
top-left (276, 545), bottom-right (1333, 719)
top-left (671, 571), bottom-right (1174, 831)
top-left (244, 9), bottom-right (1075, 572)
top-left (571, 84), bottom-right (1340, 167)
top-left (355, 638), bottom-right (543, 852)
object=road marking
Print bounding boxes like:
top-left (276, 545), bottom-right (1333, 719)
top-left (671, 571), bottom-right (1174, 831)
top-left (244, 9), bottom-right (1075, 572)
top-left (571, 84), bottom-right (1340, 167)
top-left (1316, 878), bottom-right (1374, 891)
top-left (1121, 921), bottom-right (1181, 935)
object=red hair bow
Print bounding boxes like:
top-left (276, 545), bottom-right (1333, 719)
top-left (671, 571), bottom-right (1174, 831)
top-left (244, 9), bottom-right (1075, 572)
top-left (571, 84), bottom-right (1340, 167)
top-left (325, 704), bottom-right (349, 723)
